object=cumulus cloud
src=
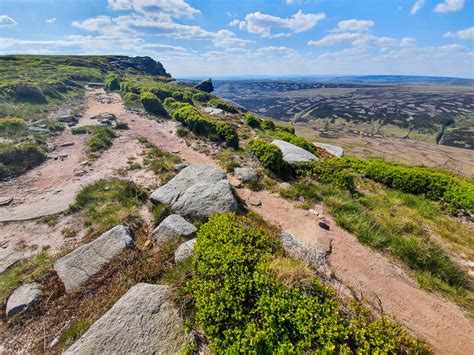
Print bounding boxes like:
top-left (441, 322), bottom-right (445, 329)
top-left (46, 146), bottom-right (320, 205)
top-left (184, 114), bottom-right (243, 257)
top-left (232, 10), bottom-right (325, 38)
top-left (434, 0), bottom-right (465, 13)
top-left (107, 0), bottom-right (200, 19)
top-left (45, 17), bottom-right (56, 23)
top-left (444, 27), bottom-right (474, 40)
top-left (410, 0), bottom-right (425, 15)
top-left (332, 19), bottom-right (374, 32)
top-left (0, 15), bottom-right (17, 28)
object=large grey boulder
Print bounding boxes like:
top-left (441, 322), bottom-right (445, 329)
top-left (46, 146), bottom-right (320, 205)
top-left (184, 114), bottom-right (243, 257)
top-left (54, 225), bottom-right (133, 292)
top-left (150, 164), bottom-right (237, 218)
top-left (0, 248), bottom-right (23, 275)
top-left (6, 282), bottom-right (42, 317)
top-left (152, 214), bottom-right (197, 243)
top-left (194, 78), bottom-right (214, 93)
top-left (314, 142), bottom-right (344, 157)
top-left (175, 238), bottom-right (197, 263)
top-left (271, 140), bottom-right (318, 164)
top-left (65, 283), bottom-right (190, 354)
top-left (234, 167), bottom-right (258, 182)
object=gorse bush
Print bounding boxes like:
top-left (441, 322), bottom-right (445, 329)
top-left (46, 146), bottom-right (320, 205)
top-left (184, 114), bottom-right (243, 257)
top-left (209, 97), bottom-right (239, 113)
top-left (245, 112), bottom-right (261, 128)
top-left (140, 91), bottom-right (167, 116)
top-left (173, 104), bottom-right (238, 148)
top-left (188, 213), bottom-right (430, 353)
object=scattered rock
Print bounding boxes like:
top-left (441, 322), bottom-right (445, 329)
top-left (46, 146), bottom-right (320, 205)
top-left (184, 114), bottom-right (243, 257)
top-left (152, 214), bottom-right (197, 243)
top-left (54, 225), bottom-right (133, 291)
top-left (194, 78), bottom-right (214, 93)
top-left (91, 112), bottom-right (117, 121)
top-left (0, 248), bottom-right (23, 274)
top-left (318, 219), bottom-right (330, 231)
top-left (60, 142), bottom-right (74, 147)
top-left (65, 283), bottom-right (189, 354)
top-left (174, 163), bottom-right (189, 172)
top-left (234, 167), bottom-right (258, 182)
top-left (174, 238), bottom-right (197, 263)
top-left (6, 282), bottom-right (42, 317)
top-left (314, 142), bottom-right (344, 157)
top-left (202, 107), bottom-right (224, 115)
top-left (271, 140), bottom-right (318, 164)
top-left (308, 209), bottom-right (320, 217)
top-left (248, 197), bottom-right (262, 207)
top-left (28, 127), bottom-right (48, 133)
top-left (171, 149), bottom-right (180, 154)
top-left (0, 197), bottom-right (13, 206)
top-left (278, 182), bottom-right (292, 190)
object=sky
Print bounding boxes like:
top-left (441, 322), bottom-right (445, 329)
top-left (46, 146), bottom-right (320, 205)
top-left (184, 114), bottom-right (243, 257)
top-left (0, 0), bottom-right (473, 78)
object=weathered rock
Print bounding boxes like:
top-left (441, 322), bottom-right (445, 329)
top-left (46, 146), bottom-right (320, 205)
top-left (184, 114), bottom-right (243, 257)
top-left (60, 142), bottom-right (74, 147)
top-left (152, 214), bottom-right (197, 243)
top-left (202, 107), bottom-right (224, 115)
top-left (271, 140), bottom-right (318, 164)
top-left (6, 282), bottom-right (42, 317)
top-left (194, 78), bottom-right (214, 93)
top-left (318, 219), bottom-right (330, 231)
top-left (314, 142), bottom-right (344, 157)
top-left (248, 196), bottom-right (262, 207)
top-left (65, 283), bottom-right (190, 354)
top-left (174, 162), bottom-right (189, 172)
top-left (0, 248), bottom-right (23, 274)
top-left (172, 180), bottom-right (238, 218)
top-left (175, 238), bottom-right (197, 263)
top-left (91, 112), bottom-right (116, 121)
top-left (0, 197), bottom-right (13, 206)
top-left (234, 167), bottom-right (258, 182)
top-left (278, 182), bottom-right (292, 191)
top-left (54, 225), bottom-right (133, 291)
top-left (109, 56), bottom-right (171, 77)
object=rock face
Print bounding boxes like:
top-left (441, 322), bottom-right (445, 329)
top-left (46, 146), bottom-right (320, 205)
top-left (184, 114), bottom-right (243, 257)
top-left (109, 56), bottom-right (171, 77)
top-left (6, 282), bottom-right (42, 317)
top-left (234, 167), bottom-right (258, 182)
top-left (314, 142), bottom-right (344, 157)
top-left (175, 238), bottom-right (197, 263)
top-left (150, 164), bottom-right (237, 218)
top-left (194, 78), bottom-right (214, 93)
top-left (0, 248), bottom-right (23, 274)
top-left (152, 214), bottom-right (197, 243)
top-left (54, 225), bottom-right (133, 292)
top-left (65, 283), bottom-right (190, 354)
top-left (271, 140), bottom-right (318, 164)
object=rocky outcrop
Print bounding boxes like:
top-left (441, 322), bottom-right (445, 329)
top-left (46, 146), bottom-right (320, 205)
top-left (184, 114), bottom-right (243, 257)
top-left (6, 282), bottom-right (42, 317)
top-left (109, 56), bottom-right (171, 77)
top-left (271, 140), bottom-right (318, 164)
top-left (65, 283), bottom-right (190, 354)
top-left (234, 167), bottom-right (258, 182)
top-left (175, 238), bottom-right (196, 263)
top-left (54, 225), bottom-right (133, 292)
top-left (150, 164), bottom-right (237, 218)
top-left (194, 78), bottom-right (214, 93)
top-left (152, 214), bottom-right (197, 243)
top-left (0, 248), bottom-right (23, 274)
top-left (314, 142), bottom-right (344, 157)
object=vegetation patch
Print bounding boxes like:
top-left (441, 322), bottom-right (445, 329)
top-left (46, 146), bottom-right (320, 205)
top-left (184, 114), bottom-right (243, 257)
top-left (138, 137), bottom-right (181, 180)
top-left (0, 117), bottom-right (27, 138)
top-left (0, 143), bottom-right (46, 180)
top-left (71, 125), bottom-right (117, 153)
top-left (209, 97), bottom-right (239, 113)
top-left (249, 139), bottom-right (290, 176)
top-left (140, 91), bottom-right (167, 116)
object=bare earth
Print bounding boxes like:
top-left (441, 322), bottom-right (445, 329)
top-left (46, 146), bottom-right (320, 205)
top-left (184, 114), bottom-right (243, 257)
top-left (1, 89), bottom-right (473, 353)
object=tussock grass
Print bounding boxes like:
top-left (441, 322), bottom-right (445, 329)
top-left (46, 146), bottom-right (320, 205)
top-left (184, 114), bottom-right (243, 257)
top-left (0, 143), bottom-right (46, 180)
top-left (71, 125), bottom-right (117, 153)
top-left (138, 137), bottom-right (181, 178)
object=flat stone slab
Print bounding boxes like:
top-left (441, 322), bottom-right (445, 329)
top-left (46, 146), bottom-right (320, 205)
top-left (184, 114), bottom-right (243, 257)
top-left (65, 283), bottom-right (190, 354)
top-left (234, 167), bottom-right (258, 182)
top-left (175, 238), bottom-right (197, 263)
top-left (152, 214), bottom-right (197, 243)
top-left (54, 225), bottom-right (132, 292)
top-left (0, 248), bottom-right (23, 274)
top-left (271, 140), bottom-right (318, 164)
top-left (0, 197), bottom-right (13, 206)
top-left (6, 282), bottom-right (42, 317)
top-left (314, 142), bottom-right (344, 157)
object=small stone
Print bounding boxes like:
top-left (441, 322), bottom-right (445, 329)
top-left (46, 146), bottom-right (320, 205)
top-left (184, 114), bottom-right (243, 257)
top-left (174, 238), bottom-right (197, 263)
top-left (0, 197), bottom-right (13, 206)
top-left (308, 209), bottom-right (319, 217)
top-left (319, 219), bottom-right (330, 231)
top-left (50, 337), bottom-right (59, 348)
top-left (0, 248), bottom-right (23, 274)
top-left (6, 282), bottom-right (42, 317)
top-left (144, 240), bottom-right (151, 248)
top-left (171, 149), bottom-right (180, 154)
top-left (152, 215), bottom-right (197, 243)
top-left (60, 142), bottom-right (74, 147)
top-left (234, 167), bottom-right (258, 182)
top-left (249, 197), bottom-right (262, 207)
top-left (278, 182), bottom-right (292, 190)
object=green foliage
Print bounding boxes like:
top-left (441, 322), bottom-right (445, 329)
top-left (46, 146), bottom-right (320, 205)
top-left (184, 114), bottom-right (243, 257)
top-left (192, 92), bottom-right (210, 102)
top-left (273, 131), bottom-right (317, 155)
top-left (0, 143), bottom-right (46, 180)
top-left (71, 125), bottom-right (117, 153)
top-left (140, 91), bottom-right (167, 116)
top-left (173, 104), bottom-right (239, 148)
top-left (115, 121), bottom-right (129, 130)
top-left (275, 123), bottom-right (295, 134)
top-left (139, 137), bottom-right (181, 175)
top-left (209, 97), bottom-right (239, 113)
top-left (123, 92), bottom-right (139, 101)
top-left (172, 91), bottom-right (193, 103)
top-left (217, 150), bottom-right (240, 172)
top-left (189, 213), bottom-right (430, 353)
top-left (163, 97), bottom-right (188, 115)
top-left (261, 119), bottom-right (276, 131)
top-left (104, 73), bottom-right (121, 91)
top-left (245, 112), bottom-right (261, 129)
top-left (249, 139), bottom-right (289, 175)
top-left (0, 117), bottom-right (27, 137)
top-left (296, 159), bottom-right (355, 191)
top-left (58, 320), bottom-right (91, 350)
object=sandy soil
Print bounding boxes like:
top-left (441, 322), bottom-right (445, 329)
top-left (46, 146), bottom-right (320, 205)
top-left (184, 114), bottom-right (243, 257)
top-left (0, 89), bottom-right (473, 353)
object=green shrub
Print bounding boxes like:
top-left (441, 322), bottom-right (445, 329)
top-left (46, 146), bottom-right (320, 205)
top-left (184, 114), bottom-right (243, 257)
top-left (140, 92), bottom-right (167, 116)
top-left (261, 119), bottom-right (276, 131)
top-left (188, 213), bottom-right (430, 353)
top-left (275, 123), bottom-right (295, 134)
top-left (249, 139), bottom-right (289, 175)
top-left (296, 159), bottom-right (355, 191)
top-left (6, 82), bottom-right (47, 103)
top-left (123, 92), bottom-right (139, 101)
top-left (273, 131), bottom-right (317, 155)
top-left (71, 125), bottom-right (117, 152)
top-left (245, 112), bottom-right (261, 129)
top-left (105, 74), bottom-right (121, 91)
top-left (0, 117), bottom-right (27, 137)
top-left (209, 97), bottom-right (239, 113)
top-left (192, 92), bottom-right (210, 102)
top-left (163, 97), bottom-right (188, 115)
top-left (0, 143), bottom-right (46, 180)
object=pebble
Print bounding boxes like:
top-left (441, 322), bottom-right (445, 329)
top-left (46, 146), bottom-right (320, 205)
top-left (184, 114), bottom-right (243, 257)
top-left (318, 219), bottom-right (330, 231)
top-left (0, 197), bottom-right (13, 206)
top-left (60, 142), bottom-right (74, 147)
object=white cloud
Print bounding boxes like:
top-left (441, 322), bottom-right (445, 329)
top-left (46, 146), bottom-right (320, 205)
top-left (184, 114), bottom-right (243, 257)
top-left (0, 15), bottom-right (17, 28)
top-left (332, 19), bottom-right (374, 32)
top-left (434, 0), bottom-right (465, 13)
top-left (72, 16), bottom-right (112, 31)
top-left (45, 17), bottom-right (56, 24)
top-left (233, 10), bottom-right (325, 38)
top-left (444, 27), bottom-right (474, 40)
top-left (286, 0), bottom-right (294, 4)
top-left (308, 32), bottom-right (360, 46)
top-left (400, 37), bottom-right (417, 46)
top-left (257, 46), bottom-right (297, 56)
top-left (107, 0), bottom-right (200, 19)
top-left (410, 0), bottom-right (425, 15)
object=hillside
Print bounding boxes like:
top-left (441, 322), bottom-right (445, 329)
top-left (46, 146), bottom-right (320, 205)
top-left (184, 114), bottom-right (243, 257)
top-left (0, 56), bottom-right (473, 354)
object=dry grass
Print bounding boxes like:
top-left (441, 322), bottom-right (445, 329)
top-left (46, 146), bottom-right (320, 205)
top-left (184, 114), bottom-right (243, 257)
top-left (269, 257), bottom-right (315, 289)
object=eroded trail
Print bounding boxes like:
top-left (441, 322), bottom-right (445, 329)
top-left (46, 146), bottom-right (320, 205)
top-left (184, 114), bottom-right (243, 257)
top-left (1, 89), bottom-right (472, 353)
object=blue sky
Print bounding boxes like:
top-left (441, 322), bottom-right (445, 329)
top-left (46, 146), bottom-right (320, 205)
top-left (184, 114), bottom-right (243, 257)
top-left (0, 0), bottom-right (473, 78)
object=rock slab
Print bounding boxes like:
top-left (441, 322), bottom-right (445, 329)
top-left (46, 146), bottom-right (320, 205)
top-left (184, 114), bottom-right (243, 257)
top-left (54, 225), bottom-right (132, 292)
top-left (175, 238), bottom-right (197, 263)
top-left (152, 214), bottom-right (197, 243)
top-left (65, 283), bottom-right (190, 354)
top-left (234, 167), bottom-right (258, 182)
top-left (6, 282), bottom-right (42, 317)
top-left (314, 142), bottom-right (344, 157)
top-left (271, 140), bottom-right (318, 164)
top-left (0, 248), bottom-right (23, 274)
top-left (194, 78), bottom-right (214, 93)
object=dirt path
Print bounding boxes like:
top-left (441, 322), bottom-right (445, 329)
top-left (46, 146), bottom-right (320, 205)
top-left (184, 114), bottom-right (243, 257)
top-left (1, 89), bottom-right (472, 353)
